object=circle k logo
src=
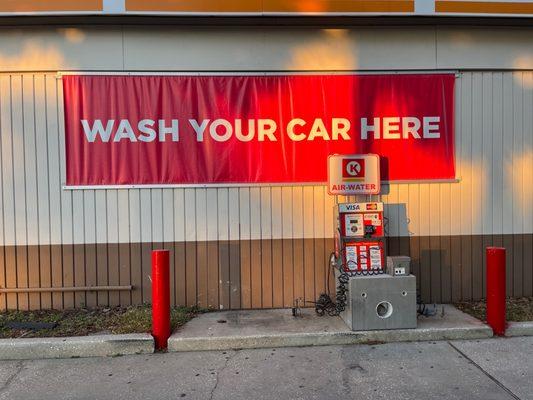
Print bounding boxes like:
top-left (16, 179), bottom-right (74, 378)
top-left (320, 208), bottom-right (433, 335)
top-left (346, 161), bottom-right (362, 176)
top-left (342, 158), bottom-right (366, 180)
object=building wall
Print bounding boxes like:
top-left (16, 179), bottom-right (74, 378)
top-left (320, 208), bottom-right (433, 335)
top-left (0, 25), bottom-right (532, 310)
top-left (1, 26), bottom-right (533, 72)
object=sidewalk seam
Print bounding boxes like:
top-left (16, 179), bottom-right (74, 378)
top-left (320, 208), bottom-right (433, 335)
top-left (447, 341), bottom-right (522, 400)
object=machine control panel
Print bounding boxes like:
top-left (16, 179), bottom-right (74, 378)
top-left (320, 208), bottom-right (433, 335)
top-left (338, 202), bottom-right (384, 238)
top-left (344, 214), bottom-right (363, 237)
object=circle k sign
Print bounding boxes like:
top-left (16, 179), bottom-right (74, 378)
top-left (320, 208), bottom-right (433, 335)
top-left (345, 161), bottom-right (361, 175)
top-left (342, 159), bottom-right (366, 180)
top-left (327, 154), bottom-right (380, 195)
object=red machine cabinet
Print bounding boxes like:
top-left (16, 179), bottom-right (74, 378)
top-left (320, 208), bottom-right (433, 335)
top-left (336, 202), bottom-right (385, 272)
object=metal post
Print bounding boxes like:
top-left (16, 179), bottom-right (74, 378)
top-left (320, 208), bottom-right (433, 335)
top-left (486, 247), bottom-right (506, 336)
top-left (152, 250), bottom-right (171, 350)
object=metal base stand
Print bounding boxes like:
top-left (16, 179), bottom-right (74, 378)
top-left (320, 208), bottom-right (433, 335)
top-left (335, 270), bottom-right (417, 331)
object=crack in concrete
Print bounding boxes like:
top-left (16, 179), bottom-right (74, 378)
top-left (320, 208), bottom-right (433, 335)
top-left (208, 351), bottom-right (238, 400)
top-left (447, 341), bottom-right (522, 400)
top-left (0, 361), bottom-right (24, 397)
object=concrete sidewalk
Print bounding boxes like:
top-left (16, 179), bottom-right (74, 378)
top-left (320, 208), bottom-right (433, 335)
top-left (0, 333), bottom-right (154, 360)
top-left (2, 337), bottom-right (532, 400)
top-left (168, 304), bottom-right (493, 352)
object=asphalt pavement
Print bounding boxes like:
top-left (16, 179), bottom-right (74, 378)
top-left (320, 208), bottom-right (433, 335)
top-left (0, 336), bottom-right (531, 400)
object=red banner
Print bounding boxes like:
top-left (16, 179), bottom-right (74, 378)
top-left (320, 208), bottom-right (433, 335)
top-left (63, 74), bottom-right (455, 185)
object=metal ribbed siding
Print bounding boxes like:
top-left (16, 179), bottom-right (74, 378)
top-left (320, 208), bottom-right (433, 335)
top-left (0, 71), bottom-right (531, 310)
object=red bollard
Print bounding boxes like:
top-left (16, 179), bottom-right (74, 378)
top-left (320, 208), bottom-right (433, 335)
top-left (152, 250), bottom-right (170, 350)
top-left (486, 247), bottom-right (506, 336)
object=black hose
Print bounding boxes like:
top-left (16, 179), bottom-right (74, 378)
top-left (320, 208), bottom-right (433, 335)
top-left (315, 251), bottom-right (383, 316)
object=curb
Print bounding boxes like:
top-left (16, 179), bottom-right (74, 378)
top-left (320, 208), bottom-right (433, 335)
top-left (506, 321), bottom-right (533, 337)
top-left (0, 333), bottom-right (154, 360)
top-left (168, 326), bottom-right (493, 352)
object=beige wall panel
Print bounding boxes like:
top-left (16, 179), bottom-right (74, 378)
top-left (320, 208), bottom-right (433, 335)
top-left (22, 75), bottom-right (39, 308)
top-left (124, 28), bottom-right (266, 71)
top-left (151, 189), bottom-right (164, 243)
top-left (491, 73), bottom-right (504, 234)
top-left (173, 189), bottom-right (186, 242)
top-left (502, 73), bottom-right (515, 235)
top-left (13, 76), bottom-right (29, 245)
top-left (139, 189), bottom-right (152, 242)
top-left (0, 27), bottom-right (123, 72)
top-left (260, 27), bottom-right (436, 71)
top-left (123, 27), bottom-right (436, 71)
top-left (260, 187), bottom-right (272, 239)
top-left (471, 73), bottom-right (484, 235)
top-left (107, 190), bottom-right (119, 243)
top-left (0, 26), bottom-right (530, 72)
top-left (46, 74), bottom-right (62, 252)
top-left (324, 187), bottom-right (336, 237)
top-left (228, 188), bottom-right (240, 241)
top-left (439, 183), bottom-right (451, 237)
top-left (524, 72), bottom-right (533, 236)
top-left (407, 184), bottom-right (420, 236)
top-left (1, 75), bottom-right (16, 254)
top-left (56, 73), bottom-right (73, 246)
top-left (459, 73), bottom-right (473, 237)
top-left (34, 75), bottom-right (51, 247)
top-left (436, 27), bottom-right (533, 70)
top-left (481, 72), bottom-right (494, 236)
top-left (118, 190), bottom-right (131, 243)
top-left (162, 190), bottom-right (174, 242)
top-left (511, 72), bottom-right (525, 235)
top-left (129, 190), bottom-right (141, 243)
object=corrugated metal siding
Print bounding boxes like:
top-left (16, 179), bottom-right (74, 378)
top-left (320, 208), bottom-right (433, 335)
top-left (0, 71), bottom-right (532, 310)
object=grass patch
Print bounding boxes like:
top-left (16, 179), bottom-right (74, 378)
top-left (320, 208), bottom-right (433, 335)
top-left (0, 305), bottom-right (208, 339)
top-left (455, 297), bottom-right (533, 322)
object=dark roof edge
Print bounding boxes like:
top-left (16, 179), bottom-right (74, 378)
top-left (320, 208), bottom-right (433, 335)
top-left (0, 15), bottom-right (532, 27)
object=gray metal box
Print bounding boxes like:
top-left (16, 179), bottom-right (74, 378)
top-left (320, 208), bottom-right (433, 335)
top-left (338, 274), bottom-right (417, 331)
top-left (386, 256), bottom-right (411, 276)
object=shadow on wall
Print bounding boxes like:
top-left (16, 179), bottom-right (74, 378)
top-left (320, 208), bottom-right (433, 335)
top-left (383, 203), bottom-right (463, 304)
top-left (382, 203), bottom-right (523, 305)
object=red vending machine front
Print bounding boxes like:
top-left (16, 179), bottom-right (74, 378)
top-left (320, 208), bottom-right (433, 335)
top-left (336, 202), bottom-right (385, 274)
